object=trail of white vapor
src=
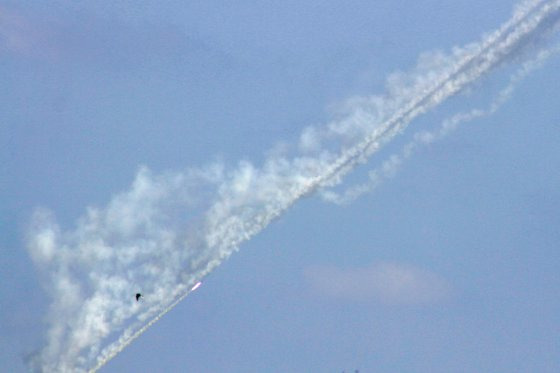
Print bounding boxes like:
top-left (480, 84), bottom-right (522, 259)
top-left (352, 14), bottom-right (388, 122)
top-left (321, 45), bottom-right (560, 204)
top-left (27, 1), bottom-right (560, 372)
top-left (89, 284), bottom-right (192, 372)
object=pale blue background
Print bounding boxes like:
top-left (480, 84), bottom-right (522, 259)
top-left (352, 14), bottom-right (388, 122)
top-left (1, 0), bottom-right (559, 372)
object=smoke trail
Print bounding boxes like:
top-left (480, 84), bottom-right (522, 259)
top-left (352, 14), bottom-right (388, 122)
top-left (27, 1), bottom-right (560, 371)
top-left (321, 44), bottom-right (560, 205)
top-left (89, 284), bottom-right (193, 373)
top-left (309, 0), bottom-right (560, 193)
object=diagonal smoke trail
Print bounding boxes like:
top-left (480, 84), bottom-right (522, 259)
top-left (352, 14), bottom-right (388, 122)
top-left (313, 0), bottom-right (560, 192)
top-left (322, 44), bottom-right (560, 205)
top-left (174, 0), bottom-right (560, 291)
top-left (92, 1), bottom-right (560, 370)
top-left (89, 284), bottom-right (194, 372)
top-left (27, 1), bottom-right (560, 372)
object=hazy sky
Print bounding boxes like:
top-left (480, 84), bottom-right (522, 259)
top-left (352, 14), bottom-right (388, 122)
top-left (2, 1), bottom-right (560, 372)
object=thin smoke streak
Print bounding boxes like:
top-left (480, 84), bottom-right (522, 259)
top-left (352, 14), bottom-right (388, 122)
top-left (89, 285), bottom-right (191, 373)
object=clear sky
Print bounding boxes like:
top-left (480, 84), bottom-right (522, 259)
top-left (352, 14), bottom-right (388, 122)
top-left (1, 1), bottom-right (560, 372)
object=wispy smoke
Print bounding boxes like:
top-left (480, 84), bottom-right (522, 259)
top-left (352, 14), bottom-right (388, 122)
top-left (27, 1), bottom-right (560, 371)
top-left (321, 44), bottom-right (560, 205)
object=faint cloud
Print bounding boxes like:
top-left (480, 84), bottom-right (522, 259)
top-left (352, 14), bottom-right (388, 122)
top-left (304, 261), bottom-right (450, 305)
top-left (0, 6), bottom-right (56, 57)
top-left (0, 5), bottom-right (228, 70)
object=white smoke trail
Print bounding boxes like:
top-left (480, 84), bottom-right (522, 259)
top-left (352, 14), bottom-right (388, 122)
top-left (309, 0), bottom-right (560, 193)
top-left (321, 44), bottom-right (560, 204)
top-left (27, 1), bottom-right (560, 372)
top-left (89, 284), bottom-right (192, 373)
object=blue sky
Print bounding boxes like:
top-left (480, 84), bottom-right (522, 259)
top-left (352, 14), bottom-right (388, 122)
top-left (1, 1), bottom-right (560, 372)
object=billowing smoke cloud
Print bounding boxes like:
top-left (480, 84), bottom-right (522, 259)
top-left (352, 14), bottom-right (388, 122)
top-left (27, 0), bottom-right (560, 371)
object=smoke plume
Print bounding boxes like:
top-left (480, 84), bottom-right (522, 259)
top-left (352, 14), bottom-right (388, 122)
top-left (27, 1), bottom-right (560, 371)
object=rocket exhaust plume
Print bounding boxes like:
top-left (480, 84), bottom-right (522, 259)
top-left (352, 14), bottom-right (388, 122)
top-left (190, 282), bottom-right (202, 292)
top-left (27, 1), bottom-right (560, 371)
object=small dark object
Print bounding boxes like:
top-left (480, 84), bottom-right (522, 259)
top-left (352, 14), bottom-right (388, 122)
top-left (136, 293), bottom-right (142, 301)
